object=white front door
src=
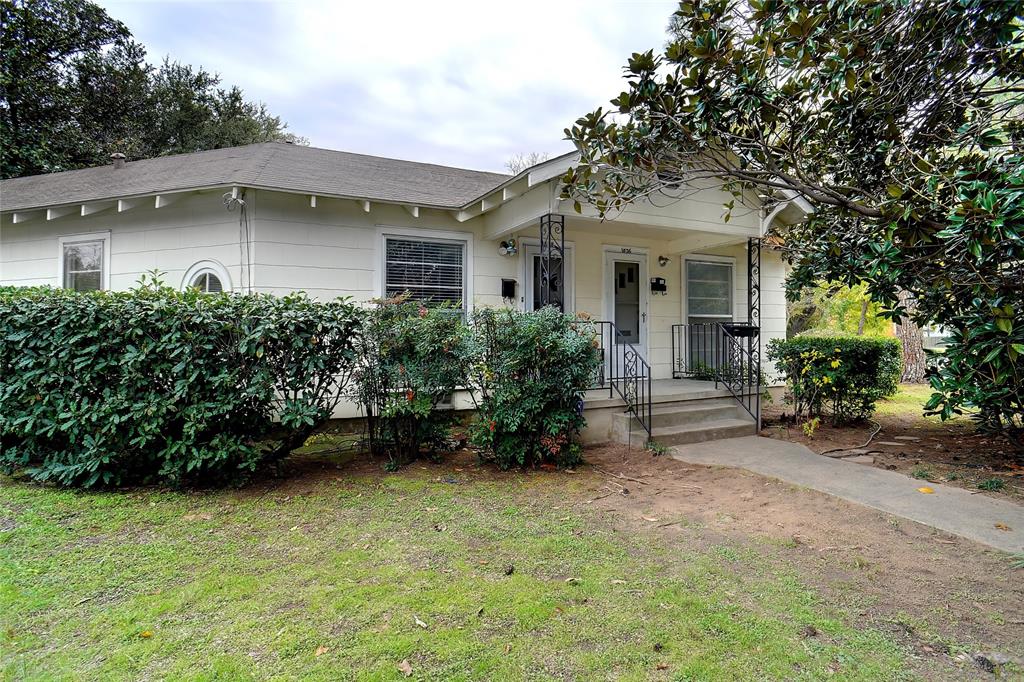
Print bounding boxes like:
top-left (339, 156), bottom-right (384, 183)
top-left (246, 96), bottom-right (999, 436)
top-left (603, 249), bottom-right (649, 376)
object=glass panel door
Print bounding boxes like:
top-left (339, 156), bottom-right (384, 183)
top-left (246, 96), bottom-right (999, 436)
top-left (613, 261), bottom-right (641, 344)
top-left (604, 251), bottom-right (648, 380)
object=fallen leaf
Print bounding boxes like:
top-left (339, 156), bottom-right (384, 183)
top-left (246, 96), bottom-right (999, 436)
top-left (182, 513), bottom-right (211, 521)
top-left (995, 523), bottom-right (1011, 531)
top-left (140, 630), bottom-right (153, 639)
top-left (642, 516), bottom-right (660, 522)
top-left (565, 577), bottom-right (580, 585)
top-left (656, 662), bottom-right (669, 670)
top-left (414, 615), bottom-right (428, 629)
top-left (917, 487), bottom-right (935, 494)
top-left (504, 643), bottom-right (512, 654)
top-left (397, 659), bottom-right (413, 677)
top-left (314, 646), bottom-right (329, 657)
top-left (610, 579), bottom-right (627, 585)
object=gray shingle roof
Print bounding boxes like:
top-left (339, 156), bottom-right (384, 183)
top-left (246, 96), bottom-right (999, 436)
top-left (0, 143), bottom-right (511, 212)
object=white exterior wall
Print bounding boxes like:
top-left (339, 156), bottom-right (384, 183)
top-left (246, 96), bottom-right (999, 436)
top-left (0, 191), bottom-right (244, 291)
top-left (1, 186), bottom-right (787, 386)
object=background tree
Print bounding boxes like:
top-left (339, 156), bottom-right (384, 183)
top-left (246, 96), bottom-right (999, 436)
top-left (562, 0), bottom-right (1023, 429)
top-left (788, 282), bottom-right (891, 339)
top-left (0, 0), bottom-right (305, 179)
top-left (505, 151), bottom-right (550, 174)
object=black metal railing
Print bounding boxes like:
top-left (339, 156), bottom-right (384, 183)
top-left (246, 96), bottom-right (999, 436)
top-left (575, 319), bottom-right (653, 443)
top-left (671, 321), bottom-right (761, 428)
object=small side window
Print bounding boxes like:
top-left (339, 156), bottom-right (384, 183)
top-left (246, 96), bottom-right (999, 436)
top-left (58, 232), bottom-right (110, 291)
top-left (189, 271), bottom-right (224, 293)
top-left (181, 261), bottom-right (232, 293)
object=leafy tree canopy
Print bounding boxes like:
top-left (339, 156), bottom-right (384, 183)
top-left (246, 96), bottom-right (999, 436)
top-left (0, 0), bottom-right (305, 179)
top-left (562, 0), bottom-right (1024, 429)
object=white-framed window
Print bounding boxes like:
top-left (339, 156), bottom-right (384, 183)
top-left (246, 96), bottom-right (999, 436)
top-left (58, 232), bottom-right (110, 291)
top-left (381, 230), bottom-right (470, 313)
top-left (182, 260), bottom-right (232, 293)
top-left (684, 257), bottom-right (734, 325)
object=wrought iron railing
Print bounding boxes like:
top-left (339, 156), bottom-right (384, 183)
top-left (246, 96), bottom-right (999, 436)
top-left (575, 319), bottom-right (653, 443)
top-left (671, 321), bottom-right (761, 428)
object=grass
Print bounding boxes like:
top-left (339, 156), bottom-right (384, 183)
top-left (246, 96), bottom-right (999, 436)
top-left (1, 458), bottom-right (912, 681)
top-left (872, 384), bottom-right (939, 419)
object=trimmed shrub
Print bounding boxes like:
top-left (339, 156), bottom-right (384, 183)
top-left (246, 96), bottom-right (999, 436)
top-left (469, 307), bottom-right (601, 468)
top-left (352, 295), bottom-right (471, 470)
top-left (767, 334), bottom-right (901, 423)
top-left (0, 279), bottom-right (362, 487)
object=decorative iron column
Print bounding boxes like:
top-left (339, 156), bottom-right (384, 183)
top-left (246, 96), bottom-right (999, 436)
top-left (748, 236), bottom-right (762, 429)
top-left (538, 213), bottom-right (565, 310)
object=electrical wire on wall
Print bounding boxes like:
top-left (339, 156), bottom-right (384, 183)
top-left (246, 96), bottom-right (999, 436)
top-left (223, 189), bottom-right (251, 292)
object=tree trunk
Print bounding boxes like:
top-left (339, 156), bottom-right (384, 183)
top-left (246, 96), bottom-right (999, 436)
top-left (856, 297), bottom-right (868, 335)
top-left (894, 289), bottom-right (926, 383)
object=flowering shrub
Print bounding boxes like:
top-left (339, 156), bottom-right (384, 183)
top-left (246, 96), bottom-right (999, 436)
top-left (469, 307), bottom-right (600, 468)
top-left (352, 295), bottom-right (471, 470)
top-left (767, 334), bottom-right (901, 424)
top-left (0, 279), bottom-right (362, 487)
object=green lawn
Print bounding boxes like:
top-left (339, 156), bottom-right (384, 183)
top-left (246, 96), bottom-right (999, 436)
top-left (1, 457), bottom-right (910, 681)
top-left (872, 384), bottom-right (945, 419)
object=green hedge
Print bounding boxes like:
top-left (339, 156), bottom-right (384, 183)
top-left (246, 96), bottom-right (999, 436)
top-left (0, 281), bottom-right (361, 487)
top-left (353, 295), bottom-right (471, 470)
top-left (469, 307), bottom-right (601, 468)
top-left (767, 334), bottom-right (901, 423)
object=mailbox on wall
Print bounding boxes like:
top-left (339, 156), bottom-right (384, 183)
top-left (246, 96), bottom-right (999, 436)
top-left (650, 277), bottom-right (668, 295)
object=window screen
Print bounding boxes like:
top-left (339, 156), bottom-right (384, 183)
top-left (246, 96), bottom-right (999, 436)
top-left (686, 260), bottom-right (733, 320)
top-left (63, 240), bottom-right (104, 291)
top-left (385, 237), bottom-right (465, 310)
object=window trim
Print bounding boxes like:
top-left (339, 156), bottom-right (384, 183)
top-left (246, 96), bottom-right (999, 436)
top-left (682, 254), bottom-right (736, 324)
top-left (377, 226), bottom-right (474, 314)
top-left (181, 260), bottom-right (233, 293)
top-left (57, 231), bottom-right (110, 291)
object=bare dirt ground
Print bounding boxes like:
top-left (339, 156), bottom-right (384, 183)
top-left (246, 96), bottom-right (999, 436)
top-left (761, 405), bottom-right (1024, 505)
top-left (579, 443), bottom-right (1024, 679)
top-left (263, 443), bottom-right (1024, 679)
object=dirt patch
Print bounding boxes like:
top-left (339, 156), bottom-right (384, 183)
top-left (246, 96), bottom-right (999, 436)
top-left (578, 443), bottom-right (1024, 678)
top-left (139, 435), bottom-right (1024, 677)
top-left (249, 442), bottom-right (1023, 675)
top-left (761, 406), bottom-right (1024, 505)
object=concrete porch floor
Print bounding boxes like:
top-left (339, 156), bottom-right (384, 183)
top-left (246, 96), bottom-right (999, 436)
top-left (584, 378), bottom-right (733, 409)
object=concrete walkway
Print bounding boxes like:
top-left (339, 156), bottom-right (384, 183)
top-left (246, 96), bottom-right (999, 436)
top-left (671, 436), bottom-right (1024, 554)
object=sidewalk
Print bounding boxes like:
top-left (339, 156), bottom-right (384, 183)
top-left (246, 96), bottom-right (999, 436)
top-left (670, 436), bottom-right (1024, 554)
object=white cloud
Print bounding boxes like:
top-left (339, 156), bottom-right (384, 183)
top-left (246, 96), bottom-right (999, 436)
top-left (99, 0), bottom-right (676, 171)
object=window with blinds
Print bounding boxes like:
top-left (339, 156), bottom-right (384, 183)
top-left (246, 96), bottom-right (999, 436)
top-left (384, 237), bottom-right (465, 311)
top-left (686, 260), bottom-right (733, 323)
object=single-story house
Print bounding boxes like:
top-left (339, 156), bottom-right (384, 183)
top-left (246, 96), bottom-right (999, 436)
top-left (0, 142), bottom-right (808, 445)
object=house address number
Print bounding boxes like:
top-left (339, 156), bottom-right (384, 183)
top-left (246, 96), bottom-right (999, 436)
top-left (620, 247), bottom-right (632, 253)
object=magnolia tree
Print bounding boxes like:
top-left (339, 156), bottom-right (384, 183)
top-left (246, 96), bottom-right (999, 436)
top-left (562, 0), bottom-right (1023, 430)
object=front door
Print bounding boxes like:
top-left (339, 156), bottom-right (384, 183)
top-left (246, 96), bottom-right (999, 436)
top-left (523, 243), bottom-right (573, 312)
top-left (604, 250), bottom-right (649, 377)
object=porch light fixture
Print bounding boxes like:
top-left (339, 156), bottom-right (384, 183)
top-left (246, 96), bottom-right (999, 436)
top-left (498, 239), bottom-right (518, 257)
top-left (658, 255), bottom-right (671, 267)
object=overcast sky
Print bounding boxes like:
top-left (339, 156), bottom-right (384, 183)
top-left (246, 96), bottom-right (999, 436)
top-left (97, 0), bottom-right (676, 173)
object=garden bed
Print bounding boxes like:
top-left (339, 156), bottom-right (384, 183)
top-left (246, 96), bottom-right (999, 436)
top-left (763, 384), bottom-right (1024, 505)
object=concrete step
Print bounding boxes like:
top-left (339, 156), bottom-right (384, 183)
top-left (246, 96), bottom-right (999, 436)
top-left (612, 399), bottom-right (744, 431)
top-left (623, 417), bottom-right (757, 448)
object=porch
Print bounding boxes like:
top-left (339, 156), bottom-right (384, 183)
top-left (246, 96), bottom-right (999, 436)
top-left (515, 213), bottom-right (771, 446)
